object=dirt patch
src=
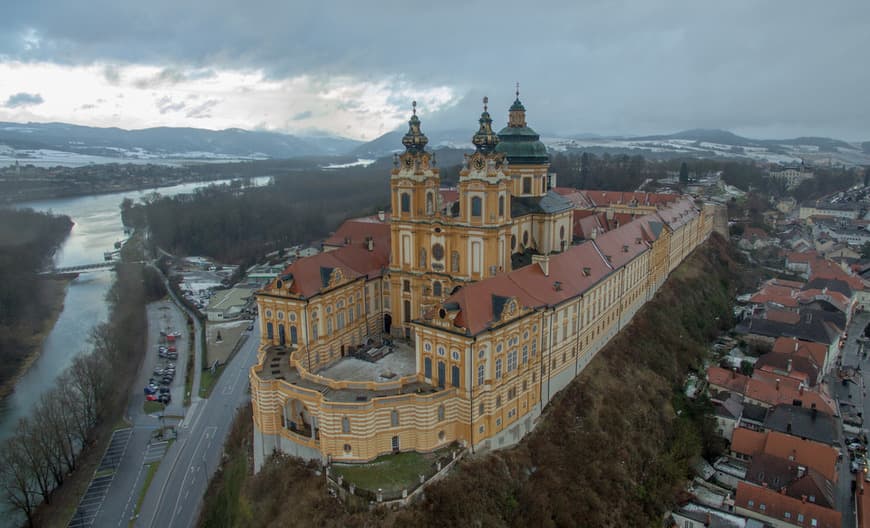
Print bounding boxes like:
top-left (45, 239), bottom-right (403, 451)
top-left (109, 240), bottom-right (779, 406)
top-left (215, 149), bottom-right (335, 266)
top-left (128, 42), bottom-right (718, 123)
top-left (206, 321), bottom-right (249, 364)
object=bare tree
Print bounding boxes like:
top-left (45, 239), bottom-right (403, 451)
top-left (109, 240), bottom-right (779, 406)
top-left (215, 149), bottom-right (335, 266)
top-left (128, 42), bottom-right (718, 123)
top-left (42, 387), bottom-right (81, 473)
top-left (15, 418), bottom-right (52, 504)
top-left (31, 398), bottom-right (66, 488)
top-left (0, 435), bottom-right (37, 527)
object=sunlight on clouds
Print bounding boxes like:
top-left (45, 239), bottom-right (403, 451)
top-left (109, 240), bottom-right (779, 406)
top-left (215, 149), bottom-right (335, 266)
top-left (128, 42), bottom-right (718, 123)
top-left (0, 62), bottom-right (457, 139)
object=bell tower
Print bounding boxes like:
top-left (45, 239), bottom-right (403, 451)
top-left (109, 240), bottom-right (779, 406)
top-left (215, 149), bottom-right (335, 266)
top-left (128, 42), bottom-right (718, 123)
top-left (453, 97), bottom-right (514, 281)
top-left (495, 84), bottom-right (551, 198)
top-left (389, 102), bottom-right (442, 339)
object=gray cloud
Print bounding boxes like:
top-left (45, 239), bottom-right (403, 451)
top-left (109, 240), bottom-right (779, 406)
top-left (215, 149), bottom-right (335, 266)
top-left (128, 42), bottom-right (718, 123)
top-left (134, 67), bottom-right (215, 89)
top-left (291, 110), bottom-right (312, 121)
top-left (103, 65), bottom-right (120, 84)
top-left (185, 98), bottom-right (218, 118)
top-left (4, 92), bottom-right (44, 108)
top-left (155, 95), bottom-right (186, 114)
top-left (0, 0), bottom-right (868, 139)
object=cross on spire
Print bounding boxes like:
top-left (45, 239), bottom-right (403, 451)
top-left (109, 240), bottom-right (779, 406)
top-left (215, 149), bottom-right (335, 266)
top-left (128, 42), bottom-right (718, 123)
top-left (412, 100), bottom-right (417, 115)
top-left (483, 96), bottom-right (488, 112)
top-left (516, 82), bottom-right (520, 99)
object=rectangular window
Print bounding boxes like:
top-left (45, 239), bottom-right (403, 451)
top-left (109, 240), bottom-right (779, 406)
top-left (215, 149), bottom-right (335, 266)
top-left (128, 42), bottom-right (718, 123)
top-left (522, 345), bottom-right (528, 364)
top-left (495, 359), bottom-right (502, 379)
top-left (507, 350), bottom-right (517, 372)
top-left (478, 364), bottom-right (485, 386)
top-left (523, 177), bottom-right (531, 194)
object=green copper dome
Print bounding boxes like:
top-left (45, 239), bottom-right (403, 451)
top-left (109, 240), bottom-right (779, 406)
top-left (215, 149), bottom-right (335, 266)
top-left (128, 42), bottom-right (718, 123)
top-left (496, 123), bottom-right (548, 164)
top-left (496, 93), bottom-right (548, 164)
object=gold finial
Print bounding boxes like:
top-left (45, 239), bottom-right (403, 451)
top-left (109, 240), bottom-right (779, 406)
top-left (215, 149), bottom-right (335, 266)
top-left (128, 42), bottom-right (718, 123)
top-left (412, 100), bottom-right (417, 115)
top-left (483, 96), bottom-right (488, 112)
top-left (515, 82), bottom-right (520, 99)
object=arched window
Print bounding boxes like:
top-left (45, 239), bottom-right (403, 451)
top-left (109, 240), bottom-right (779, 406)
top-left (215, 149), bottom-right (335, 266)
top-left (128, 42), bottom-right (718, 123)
top-left (433, 281), bottom-right (442, 296)
top-left (471, 196), bottom-right (482, 217)
top-left (424, 357), bottom-right (432, 378)
top-left (498, 195), bottom-right (505, 217)
top-left (426, 192), bottom-right (434, 215)
top-left (290, 325), bottom-right (298, 345)
top-left (278, 324), bottom-right (286, 345)
top-left (451, 365), bottom-right (460, 388)
top-left (437, 361), bottom-right (446, 388)
top-left (266, 322), bottom-right (274, 340)
top-left (401, 192), bottom-right (411, 213)
top-left (523, 230), bottom-right (529, 247)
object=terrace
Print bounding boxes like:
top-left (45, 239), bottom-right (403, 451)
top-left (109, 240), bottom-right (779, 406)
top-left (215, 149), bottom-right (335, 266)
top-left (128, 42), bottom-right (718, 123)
top-left (257, 342), bottom-right (443, 404)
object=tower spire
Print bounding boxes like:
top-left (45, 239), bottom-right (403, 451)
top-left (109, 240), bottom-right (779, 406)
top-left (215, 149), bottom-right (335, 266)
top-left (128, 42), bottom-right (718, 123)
top-left (508, 84), bottom-right (526, 128)
top-left (402, 100), bottom-right (428, 153)
top-left (472, 95), bottom-right (499, 154)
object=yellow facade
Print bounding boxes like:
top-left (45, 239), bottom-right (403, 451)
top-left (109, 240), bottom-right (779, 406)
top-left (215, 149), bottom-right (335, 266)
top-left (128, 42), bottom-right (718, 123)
top-left (250, 98), bottom-right (714, 468)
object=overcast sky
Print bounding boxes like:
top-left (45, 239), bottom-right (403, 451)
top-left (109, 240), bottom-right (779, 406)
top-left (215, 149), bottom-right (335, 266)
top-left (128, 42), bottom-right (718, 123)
top-left (0, 0), bottom-right (867, 141)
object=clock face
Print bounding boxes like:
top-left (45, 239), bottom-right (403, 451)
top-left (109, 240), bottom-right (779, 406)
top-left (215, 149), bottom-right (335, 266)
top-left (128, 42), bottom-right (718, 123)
top-left (473, 157), bottom-right (485, 170)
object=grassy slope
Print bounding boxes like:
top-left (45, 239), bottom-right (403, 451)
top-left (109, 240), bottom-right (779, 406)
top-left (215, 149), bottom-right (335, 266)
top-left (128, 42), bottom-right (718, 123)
top-left (200, 234), bottom-right (741, 528)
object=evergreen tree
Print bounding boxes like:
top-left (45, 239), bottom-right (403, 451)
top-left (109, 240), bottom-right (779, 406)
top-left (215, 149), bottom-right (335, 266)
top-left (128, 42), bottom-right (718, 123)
top-left (679, 162), bottom-right (689, 185)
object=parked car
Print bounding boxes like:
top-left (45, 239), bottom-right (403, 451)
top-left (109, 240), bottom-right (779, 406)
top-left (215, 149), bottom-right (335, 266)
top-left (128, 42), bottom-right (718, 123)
top-left (145, 393), bottom-right (159, 402)
top-left (144, 386), bottom-right (157, 395)
top-left (168, 346), bottom-right (177, 353)
top-left (158, 393), bottom-right (171, 404)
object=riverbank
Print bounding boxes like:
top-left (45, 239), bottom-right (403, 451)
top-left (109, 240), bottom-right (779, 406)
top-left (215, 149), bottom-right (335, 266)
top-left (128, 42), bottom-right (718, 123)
top-left (0, 277), bottom-right (71, 400)
top-left (198, 234), bottom-right (741, 528)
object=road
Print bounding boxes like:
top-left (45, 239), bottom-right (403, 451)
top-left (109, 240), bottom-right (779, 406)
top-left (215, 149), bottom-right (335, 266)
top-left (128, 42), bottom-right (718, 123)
top-left (825, 310), bottom-right (870, 528)
top-left (136, 322), bottom-right (259, 527)
top-left (90, 300), bottom-right (189, 527)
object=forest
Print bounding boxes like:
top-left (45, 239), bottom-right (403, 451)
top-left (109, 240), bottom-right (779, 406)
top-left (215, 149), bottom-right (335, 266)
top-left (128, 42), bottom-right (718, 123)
top-left (0, 208), bottom-right (73, 391)
top-left (198, 234), bottom-right (742, 528)
top-left (122, 160), bottom-right (395, 265)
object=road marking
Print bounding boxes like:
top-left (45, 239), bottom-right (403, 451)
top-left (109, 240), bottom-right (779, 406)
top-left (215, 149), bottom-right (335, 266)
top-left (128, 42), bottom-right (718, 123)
top-left (168, 426), bottom-right (217, 527)
top-left (221, 364), bottom-right (243, 395)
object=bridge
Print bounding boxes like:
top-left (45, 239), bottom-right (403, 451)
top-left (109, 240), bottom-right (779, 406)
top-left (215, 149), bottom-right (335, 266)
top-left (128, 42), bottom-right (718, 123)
top-left (44, 262), bottom-right (118, 274)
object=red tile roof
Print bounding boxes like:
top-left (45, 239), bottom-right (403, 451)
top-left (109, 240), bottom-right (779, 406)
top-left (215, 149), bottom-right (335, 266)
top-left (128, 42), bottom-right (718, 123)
top-left (771, 339), bottom-right (828, 371)
top-left (269, 218), bottom-right (390, 298)
top-left (322, 214), bottom-right (391, 248)
top-left (735, 481), bottom-right (841, 528)
top-left (731, 429), bottom-right (838, 482)
top-left (438, 241), bottom-right (613, 335)
top-left (707, 366), bottom-right (749, 393)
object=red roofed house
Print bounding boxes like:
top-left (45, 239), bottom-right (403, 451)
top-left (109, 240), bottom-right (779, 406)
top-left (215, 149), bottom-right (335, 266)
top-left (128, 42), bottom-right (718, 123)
top-left (735, 481), bottom-right (841, 528)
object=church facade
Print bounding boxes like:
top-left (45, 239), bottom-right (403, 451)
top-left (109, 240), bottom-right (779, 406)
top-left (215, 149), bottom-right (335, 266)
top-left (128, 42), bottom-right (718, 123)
top-left (250, 96), bottom-right (714, 469)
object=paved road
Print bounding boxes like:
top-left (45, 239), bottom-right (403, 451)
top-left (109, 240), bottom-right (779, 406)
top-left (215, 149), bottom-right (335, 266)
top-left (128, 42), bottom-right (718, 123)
top-left (92, 300), bottom-right (190, 527)
top-left (136, 323), bottom-right (259, 527)
top-left (825, 310), bottom-right (870, 528)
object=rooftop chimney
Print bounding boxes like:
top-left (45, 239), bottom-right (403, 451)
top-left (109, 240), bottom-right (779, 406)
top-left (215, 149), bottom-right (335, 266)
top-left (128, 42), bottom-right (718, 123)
top-left (787, 358), bottom-right (792, 372)
top-left (582, 267), bottom-right (591, 277)
top-left (799, 384), bottom-right (804, 395)
top-left (776, 378), bottom-right (781, 390)
top-left (732, 367), bottom-right (737, 379)
top-left (532, 254), bottom-right (550, 277)
top-left (366, 236), bottom-right (374, 252)
top-left (377, 210), bottom-right (386, 222)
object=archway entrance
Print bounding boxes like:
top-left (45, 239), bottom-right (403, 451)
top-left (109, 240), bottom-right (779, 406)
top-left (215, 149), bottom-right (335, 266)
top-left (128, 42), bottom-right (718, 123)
top-left (285, 399), bottom-right (315, 439)
top-left (384, 313), bottom-right (392, 334)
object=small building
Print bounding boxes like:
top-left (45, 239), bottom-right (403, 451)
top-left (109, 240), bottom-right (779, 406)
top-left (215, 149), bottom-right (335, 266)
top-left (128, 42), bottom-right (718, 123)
top-left (205, 285), bottom-right (258, 322)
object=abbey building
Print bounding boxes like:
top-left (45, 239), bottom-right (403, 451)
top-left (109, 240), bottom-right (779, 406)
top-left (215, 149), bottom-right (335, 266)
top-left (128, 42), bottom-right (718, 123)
top-left (250, 95), bottom-right (714, 469)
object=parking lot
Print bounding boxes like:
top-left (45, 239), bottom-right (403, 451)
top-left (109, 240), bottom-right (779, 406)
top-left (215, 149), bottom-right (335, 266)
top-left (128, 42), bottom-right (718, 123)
top-left (67, 427), bottom-right (132, 528)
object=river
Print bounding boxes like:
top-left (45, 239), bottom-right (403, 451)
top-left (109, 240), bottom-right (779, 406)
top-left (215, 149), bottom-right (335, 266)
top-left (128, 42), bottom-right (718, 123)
top-left (0, 177), bottom-right (270, 442)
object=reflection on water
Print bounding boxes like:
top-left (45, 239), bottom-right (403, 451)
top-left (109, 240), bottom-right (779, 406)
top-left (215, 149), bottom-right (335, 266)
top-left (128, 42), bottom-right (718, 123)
top-left (0, 176), bottom-right (270, 440)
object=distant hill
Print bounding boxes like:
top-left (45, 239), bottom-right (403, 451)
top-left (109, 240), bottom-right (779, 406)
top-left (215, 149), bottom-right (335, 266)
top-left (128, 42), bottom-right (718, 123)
top-left (353, 126), bottom-right (870, 166)
top-left (0, 122), bottom-right (363, 161)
